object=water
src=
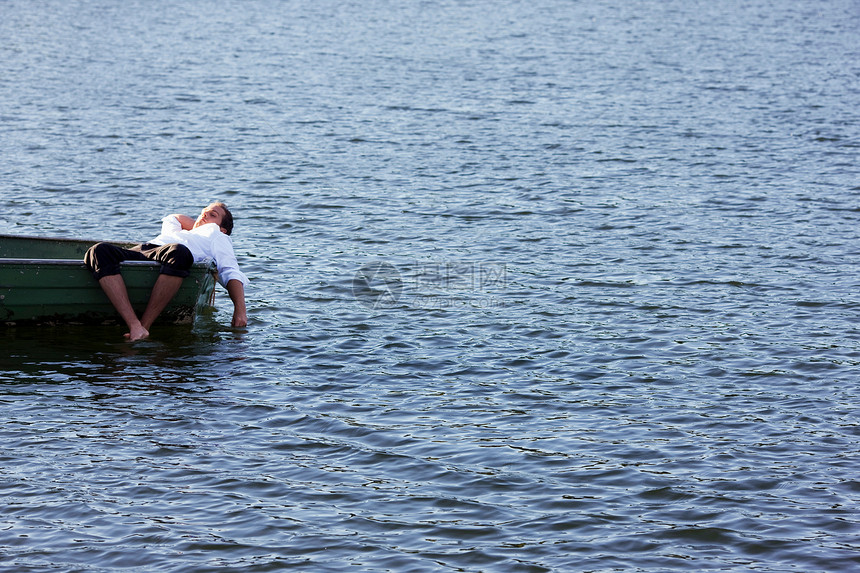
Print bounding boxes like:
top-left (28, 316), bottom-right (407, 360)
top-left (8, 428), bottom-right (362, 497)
top-left (1, 0), bottom-right (859, 570)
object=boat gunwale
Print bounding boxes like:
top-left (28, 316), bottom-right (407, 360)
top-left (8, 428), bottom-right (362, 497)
top-left (0, 232), bottom-right (129, 243)
top-left (0, 258), bottom-right (214, 269)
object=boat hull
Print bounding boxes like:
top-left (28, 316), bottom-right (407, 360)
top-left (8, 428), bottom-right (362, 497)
top-left (0, 235), bottom-right (216, 326)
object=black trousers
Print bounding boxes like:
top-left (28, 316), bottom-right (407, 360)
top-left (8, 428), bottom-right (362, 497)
top-left (84, 242), bottom-right (193, 281)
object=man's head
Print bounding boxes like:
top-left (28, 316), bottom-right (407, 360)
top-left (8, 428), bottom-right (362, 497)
top-left (194, 202), bottom-right (234, 235)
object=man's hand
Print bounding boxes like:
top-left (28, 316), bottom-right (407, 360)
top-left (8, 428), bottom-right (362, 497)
top-left (226, 279), bottom-right (247, 328)
top-left (232, 310), bottom-right (248, 328)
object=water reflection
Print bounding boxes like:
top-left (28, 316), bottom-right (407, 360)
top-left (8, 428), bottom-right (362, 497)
top-left (0, 317), bottom-right (248, 389)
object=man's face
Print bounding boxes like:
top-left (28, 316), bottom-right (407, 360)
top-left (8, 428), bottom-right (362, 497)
top-left (194, 204), bottom-right (226, 230)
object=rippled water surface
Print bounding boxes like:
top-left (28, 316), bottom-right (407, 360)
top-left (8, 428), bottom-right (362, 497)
top-left (2, 0), bottom-right (859, 571)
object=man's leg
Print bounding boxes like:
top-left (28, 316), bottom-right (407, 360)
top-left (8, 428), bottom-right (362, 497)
top-left (86, 243), bottom-right (150, 340)
top-left (135, 243), bottom-right (194, 331)
top-left (140, 274), bottom-right (184, 331)
top-left (98, 274), bottom-right (150, 341)
top-left (86, 242), bottom-right (192, 339)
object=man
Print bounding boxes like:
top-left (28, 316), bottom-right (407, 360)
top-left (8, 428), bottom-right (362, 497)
top-left (84, 202), bottom-right (248, 341)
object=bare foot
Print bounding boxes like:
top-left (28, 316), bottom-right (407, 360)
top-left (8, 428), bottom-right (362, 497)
top-left (124, 325), bottom-right (150, 341)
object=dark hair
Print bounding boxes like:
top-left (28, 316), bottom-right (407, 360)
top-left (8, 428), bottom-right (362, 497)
top-left (214, 202), bottom-right (234, 235)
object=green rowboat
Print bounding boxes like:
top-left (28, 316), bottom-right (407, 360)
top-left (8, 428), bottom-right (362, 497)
top-left (0, 234), bottom-right (217, 325)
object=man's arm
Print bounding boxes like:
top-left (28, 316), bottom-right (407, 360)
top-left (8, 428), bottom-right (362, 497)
top-left (226, 279), bottom-right (247, 327)
top-left (169, 214), bottom-right (195, 230)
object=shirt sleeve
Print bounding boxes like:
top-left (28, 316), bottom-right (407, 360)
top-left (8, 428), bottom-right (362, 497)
top-left (160, 215), bottom-right (182, 235)
top-left (211, 234), bottom-right (249, 288)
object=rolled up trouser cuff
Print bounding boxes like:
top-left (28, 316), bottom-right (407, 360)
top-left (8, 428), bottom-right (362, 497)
top-left (85, 242), bottom-right (144, 280)
top-left (138, 243), bottom-right (193, 279)
top-left (85, 242), bottom-right (193, 280)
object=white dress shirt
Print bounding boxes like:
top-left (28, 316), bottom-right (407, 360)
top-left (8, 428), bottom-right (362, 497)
top-left (149, 215), bottom-right (249, 288)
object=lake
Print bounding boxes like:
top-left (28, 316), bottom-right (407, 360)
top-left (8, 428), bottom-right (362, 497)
top-left (1, 0), bottom-right (859, 571)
